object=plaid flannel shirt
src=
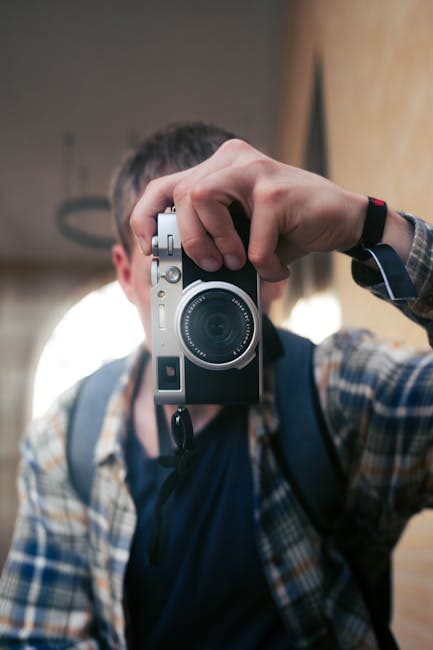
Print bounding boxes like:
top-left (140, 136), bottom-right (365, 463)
top-left (1, 215), bottom-right (433, 649)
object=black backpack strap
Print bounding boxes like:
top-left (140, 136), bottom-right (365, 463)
top-left (273, 328), bottom-right (397, 649)
top-left (66, 358), bottom-right (127, 504)
top-left (273, 329), bottom-right (346, 531)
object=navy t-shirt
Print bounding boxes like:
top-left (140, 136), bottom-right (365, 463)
top-left (124, 405), bottom-right (288, 649)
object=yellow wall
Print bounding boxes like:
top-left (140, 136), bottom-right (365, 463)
top-left (280, 2), bottom-right (433, 646)
top-left (281, 0), bottom-right (433, 348)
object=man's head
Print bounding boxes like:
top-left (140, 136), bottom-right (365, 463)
top-left (111, 121), bottom-right (284, 338)
top-left (111, 122), bottom-right (238, 258)
top-left (111, 122), bottom-right (240, 336)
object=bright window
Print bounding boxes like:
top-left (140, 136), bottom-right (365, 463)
top-left (32, 281), bottom-right (143, 418)
top-left (283, 290), bottom-right (342, 344)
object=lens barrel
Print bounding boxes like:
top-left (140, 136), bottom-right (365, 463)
top-left (176, 282), bottom-right (260, 370)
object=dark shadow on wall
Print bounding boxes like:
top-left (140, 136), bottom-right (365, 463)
top-left (283, 58), bottom-right (333, 313)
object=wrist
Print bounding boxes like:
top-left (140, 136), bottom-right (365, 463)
top-left (382, 209), bottom-right (414, 264)
top-left (343, 195), bottom-right (390, 256)
top-left (342, 192), bottom-right (369, 250)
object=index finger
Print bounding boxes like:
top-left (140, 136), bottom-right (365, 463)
top-left (130, 169), bottom-right (190, 255)
top-left (129, 139), bottom-right (253, 254)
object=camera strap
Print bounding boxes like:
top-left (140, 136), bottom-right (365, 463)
top-left (350, 243), bottom-right (417, 301)
top-left (148, 406), bottom-right (199, 565)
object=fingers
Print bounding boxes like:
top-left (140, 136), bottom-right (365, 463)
top-left (130, 169), bottom-right (188, 255)
top-left (177, 195), bottom-right (246, 271)
top-left (129, 138), bottom-right (298, 280)
top-left (180, 168), bottom-right (250, 270)
top-left (130, 139), bottom-right (257, 256)
top-left (174, 200), bottom-right (224, 272)
top-left (248, 208), bottom-right (291, 281)
top-left (131, 162), bottom-right (252, 271)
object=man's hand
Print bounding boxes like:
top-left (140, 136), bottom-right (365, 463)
top-left (130, 139), bottom-right (407, 282)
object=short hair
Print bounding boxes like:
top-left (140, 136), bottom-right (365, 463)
top-left (110, 121), bottom-right (238, 256)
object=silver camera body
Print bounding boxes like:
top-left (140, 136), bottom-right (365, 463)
top-left (150, 209), bottom-right (262, 405)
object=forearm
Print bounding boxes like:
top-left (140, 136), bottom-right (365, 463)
top-left (129, 137), bottom-right (433, 341)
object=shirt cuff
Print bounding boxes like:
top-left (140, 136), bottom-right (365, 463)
top-left (403, 213), bottom-right (433, 319)
top-left (351, 213), bottom-right (425, 300)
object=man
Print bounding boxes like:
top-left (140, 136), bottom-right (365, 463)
top-left (1, 122), bottom-right (433, 649)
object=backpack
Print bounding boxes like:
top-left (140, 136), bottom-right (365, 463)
top-left (66, 328), bottom-right (396, 649)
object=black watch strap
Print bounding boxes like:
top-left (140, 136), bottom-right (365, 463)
top-left (344, 197), bottom-right (417, 302)
top-left (362, 197), bottom-right (387, 245)
top-left (345, 197), bottom-right (387, 256)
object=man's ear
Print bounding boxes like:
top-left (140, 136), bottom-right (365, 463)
top-left (112, 244), bottom-right (136, 304)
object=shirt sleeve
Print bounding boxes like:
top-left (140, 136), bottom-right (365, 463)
top-left (314, 329), bottom-right (433, 534)
top-left (352, 214), bottom-right (433, 347)
top-left (0, 386), bottom-right (99, 649)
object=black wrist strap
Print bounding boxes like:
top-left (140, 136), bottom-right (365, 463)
top-left (344, 197), bottom-right (417, 302)
top-left (362, 197), bottom-right (387, 245)
top-left (352, 244), bottom-right (417, 302)
top-left (345, 197), bottom-right (387, 256)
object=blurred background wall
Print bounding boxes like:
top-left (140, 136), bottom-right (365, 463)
top-left (279, 3), bottom-right (433, 647)
top-left (1, 1), bottom-right (433, 647)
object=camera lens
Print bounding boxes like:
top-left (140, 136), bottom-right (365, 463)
top-left (179, 288), bottom-right (255, 365)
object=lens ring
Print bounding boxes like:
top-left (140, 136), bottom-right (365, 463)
top-left (181, 289), bottom-right (253, 363)
top-left (175, 281), bottom-right (260, 371)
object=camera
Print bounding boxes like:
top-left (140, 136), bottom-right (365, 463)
top-left (150, 206), bottom-right (262, 405)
